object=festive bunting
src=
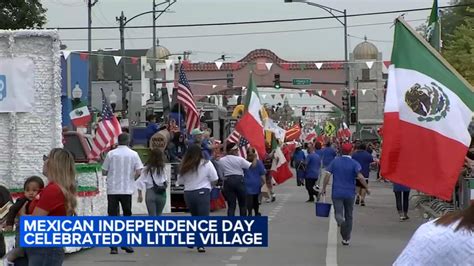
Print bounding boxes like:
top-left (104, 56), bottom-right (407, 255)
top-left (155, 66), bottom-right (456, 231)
top-left (79, 52), bottom-right (89, 61)
top-left (131, 57), bottom-right (139, 65)
top-left (232, 62), bottom-right (240, 70)
top-left (61, 50), bottom-right (71, 60)
top-left (280, 93), bottom-right (285, 99)
top-left (299, 92), bottom-right (303, 98)
top-left (265, 62), bottom-right (273, 71)
top-left (362, 89), bottom-right (367, 95)
top-left (215, 61), bottom-right (223, 69)
top-left (366, 61), bottom-right (374, 69)
top-left (322, 90), bottom-right (327, 96)
top-left (299, 64), bottom-right (305, 71)
top-left (281, 63), bottom-right (290, 70)
top-left (308, 91), bottom-right (313, 97)
top-left (113, 56), bottom-right (122, 65)
top-left (317, 90), bottom-right (323, 96)
top-left (315, 62), bottom-right (323, 69)
top-left (262, 94), bottom-right (267, 98)
top-left (331, 89), bottom-right (337, 96)
top-left (212, 85), bottom-right (217, 89)
top-left (271, 94), bottom-right (276, 99)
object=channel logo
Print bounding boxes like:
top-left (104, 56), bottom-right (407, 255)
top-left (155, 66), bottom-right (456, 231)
top-left (0, 75), bottom-right (6, 101)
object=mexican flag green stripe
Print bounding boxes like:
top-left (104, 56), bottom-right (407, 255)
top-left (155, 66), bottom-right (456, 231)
top-left (391, 19), bottom-right (474, 110)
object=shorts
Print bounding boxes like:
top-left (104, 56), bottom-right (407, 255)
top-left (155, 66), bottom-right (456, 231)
top-left (356, 178), bottom-right (369, 187)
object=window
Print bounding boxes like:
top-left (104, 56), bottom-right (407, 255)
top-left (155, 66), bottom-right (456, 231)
top-left (362, 69), bottom-right (371, 80)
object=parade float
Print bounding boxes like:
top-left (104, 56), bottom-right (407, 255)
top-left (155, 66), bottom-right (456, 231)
top-left (0, 30), bottom-right (106, 258)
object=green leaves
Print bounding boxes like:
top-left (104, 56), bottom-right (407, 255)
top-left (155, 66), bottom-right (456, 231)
top-left (0, 0), bottom-right (47, 29)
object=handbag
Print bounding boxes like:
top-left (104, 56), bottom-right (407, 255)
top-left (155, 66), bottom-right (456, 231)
top-left (151, 171), bottom-right (167, 194)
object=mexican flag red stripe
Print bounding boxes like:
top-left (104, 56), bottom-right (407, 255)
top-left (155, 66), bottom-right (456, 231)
top-left (381, 18), bottom-right (474, 200)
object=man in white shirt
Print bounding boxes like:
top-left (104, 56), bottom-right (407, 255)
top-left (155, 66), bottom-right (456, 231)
top-left (102, 133), bottom-right (143, 254)
top-left (218, 143), bottom-right (252, 216)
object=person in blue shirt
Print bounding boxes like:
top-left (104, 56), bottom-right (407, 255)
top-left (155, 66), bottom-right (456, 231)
top-left (393, 183), bottom-right (411, 221)
top-left (322, 143), bottom-right (369, 246)
top-left (244, 147), bottom-right (266, 216)
top-left (145, 115), bottom-right (159, 146)
top-left (314, 142), bottom-right (324, 158)
top-left (304, 143), bottom-right (321, 202)
top-left (321, 142), bottom-right (337, 169)
top-left (351, 143), bottom-right (375, 206)
top-left (188, 128), bottom-right (212, 160)
top-left (291, 143), bottom-right (306, 187)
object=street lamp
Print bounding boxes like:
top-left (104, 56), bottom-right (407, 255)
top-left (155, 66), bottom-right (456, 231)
top-left (72, 82), bottom-right (83, 109)
top-left (116, 0), bottom-right (176, 118)
top-left (284, 0), bottom-right (349, 125)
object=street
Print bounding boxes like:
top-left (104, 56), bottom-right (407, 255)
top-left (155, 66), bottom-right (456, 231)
top-left (64, 176), bottom-right (424, 266)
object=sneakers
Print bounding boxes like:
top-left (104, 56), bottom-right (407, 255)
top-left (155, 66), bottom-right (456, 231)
top-left (355, 196), bottom-right (360, 205)
top-left (341, 239), bottom-right (350, 246)
top-left (121, 247), bottom-right (134, 253)
top-left (110, 248), bottom-right (118, 254)
top-left (400, 215), bottom-right (410, 221)
top-left (360, 201), bottom-right (366, 207)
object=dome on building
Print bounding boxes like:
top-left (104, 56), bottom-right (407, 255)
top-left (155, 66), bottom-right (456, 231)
top-left (353, 37), bottom-right (378, 60)
top-left (146, 41), bottom-right (171, 62)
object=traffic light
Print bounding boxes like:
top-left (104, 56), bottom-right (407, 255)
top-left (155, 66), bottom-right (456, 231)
top-left (350, 95), bottom-right (356, 112)
top-left (274, 73), bottom-right (281, 89)
top-left (350, 112), bottom-right (357, 124)
top-left (227, 72), bottom-right (234, 89)
top-left (341, 94), bottom-right (349, 112)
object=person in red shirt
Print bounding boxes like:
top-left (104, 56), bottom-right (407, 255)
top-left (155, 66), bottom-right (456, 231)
top-left (25, 148), bottom-right (77, 266)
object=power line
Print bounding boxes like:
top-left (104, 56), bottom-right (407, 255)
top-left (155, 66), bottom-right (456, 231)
top-left (46, 3), bottom-right (472, 30)
top-left (60, 19), bottom-right (426, 42)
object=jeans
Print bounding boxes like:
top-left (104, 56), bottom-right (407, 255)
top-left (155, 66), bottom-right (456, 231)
top-left (394, 191), bottom-right (410, 214)
top-left (145, 188), bottom-right (166, 216)
top-left (223, 175), bottom-right (247, 216)
top-left (24, 247), bottom-right (64, 266)
top-left (332, 197), bottom-right (355, 241)
top-left (304, 178), bottom-right (318, 200)
top-left (246, 194), bottom-right (260, 216)
top-left (107, 194), bottom-right (132, 216)
top-left (184, 188), bottom-right (210, 216)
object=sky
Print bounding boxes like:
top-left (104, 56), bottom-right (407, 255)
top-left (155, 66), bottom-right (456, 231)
top-left (43, 0), bottom-right (450, 62)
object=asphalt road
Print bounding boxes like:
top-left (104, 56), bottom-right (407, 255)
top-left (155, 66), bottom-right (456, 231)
top-left (64, 174), bottom-right (425, 266)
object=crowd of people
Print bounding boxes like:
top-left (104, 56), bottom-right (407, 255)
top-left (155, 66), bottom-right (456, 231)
top-left (0, 118), bottom-right (473, 265)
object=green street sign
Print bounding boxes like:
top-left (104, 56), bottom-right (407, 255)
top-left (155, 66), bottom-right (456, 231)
top-left (292, 79), bottom-right (311, 86)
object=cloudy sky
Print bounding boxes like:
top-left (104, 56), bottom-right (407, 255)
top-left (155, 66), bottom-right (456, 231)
top-left (43, 0), bottom-right (449, 62)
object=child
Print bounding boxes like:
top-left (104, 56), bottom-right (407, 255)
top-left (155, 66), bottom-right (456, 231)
top-left (4, 176), bottom-right (44, 263)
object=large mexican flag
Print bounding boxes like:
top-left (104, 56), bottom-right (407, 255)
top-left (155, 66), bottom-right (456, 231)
top-left (381, 18), bottom-right (474, 200)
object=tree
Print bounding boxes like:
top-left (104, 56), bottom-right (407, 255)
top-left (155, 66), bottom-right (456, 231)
top-left (0, 0), bottom-right (47, 29)
top-left (440, 0), bottom-right (474, 44)
top-left (443, 17), bottom-right (474, 85)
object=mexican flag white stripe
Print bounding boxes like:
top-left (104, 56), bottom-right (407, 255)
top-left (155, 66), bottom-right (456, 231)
top-left (386, 67), bottom-right (472, 146)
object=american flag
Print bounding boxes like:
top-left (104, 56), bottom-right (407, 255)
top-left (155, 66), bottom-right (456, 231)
top-left (226, 131), bottom-right (250, 158)
top-left (89, 90), bottom-right (122, 159)
top-left (177, 64), bottom-right (200, 134)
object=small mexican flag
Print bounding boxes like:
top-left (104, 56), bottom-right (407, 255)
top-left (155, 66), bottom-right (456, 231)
top-left (380, 18), bottom-right (474, 200)
top-left (235, 74), bottom-right (266, 159)
top-left (69, 102), bottom-right (91, 127)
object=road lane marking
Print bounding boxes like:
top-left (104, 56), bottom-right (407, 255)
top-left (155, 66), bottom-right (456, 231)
top-left (225, 264), bottom-right (238, 266)
top-left (237, 248), bottom-right (248, 253)
top-left (230, 255), bottom-right (242, 261)
top-left (326, 209), bottom-right (338, 266)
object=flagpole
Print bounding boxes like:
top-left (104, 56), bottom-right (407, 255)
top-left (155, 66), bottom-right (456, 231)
top-left (396, 17), bottom-right (474, 92)
top-left (177, 58), bottom-right (182, 134)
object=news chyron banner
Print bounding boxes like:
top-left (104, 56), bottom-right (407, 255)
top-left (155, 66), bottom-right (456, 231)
top-left (20, 216), bottom-right (268, 247)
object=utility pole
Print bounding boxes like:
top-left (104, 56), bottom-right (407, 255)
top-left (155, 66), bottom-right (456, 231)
top-left (87, 0), bottom-right (98, 113)
top-left (152, 0), bottom-right (157, 102)
top-left (116, 11), bottom-right (127, 115)
top-left (343, 9), bottom-right (350, 126)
